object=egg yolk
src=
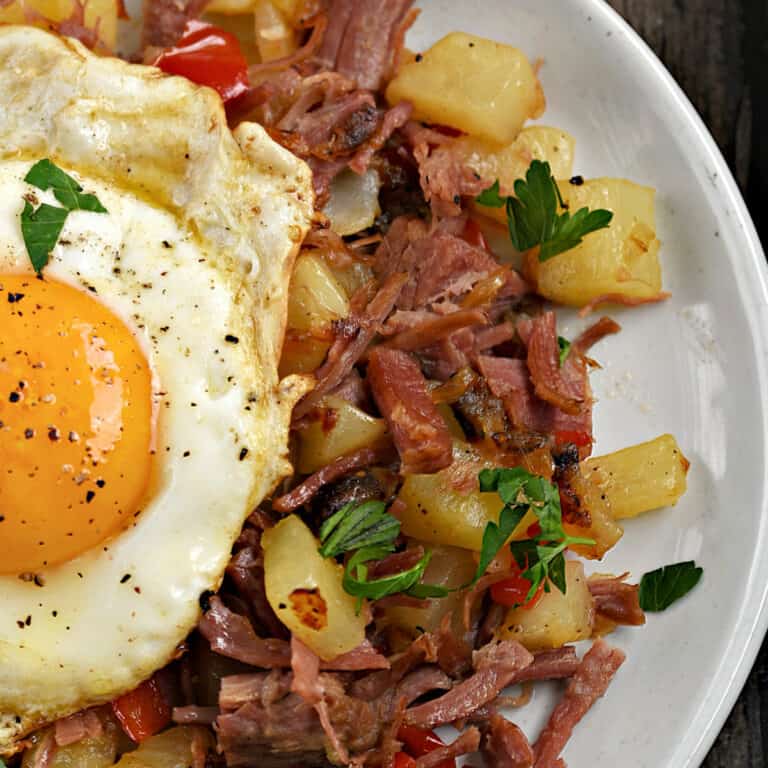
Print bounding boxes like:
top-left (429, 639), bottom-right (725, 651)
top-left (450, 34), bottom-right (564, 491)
top-left (0, 276), bottom-right (153, 574)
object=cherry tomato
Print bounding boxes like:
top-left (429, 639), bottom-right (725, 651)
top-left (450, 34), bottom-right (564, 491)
top-left (490, 564), bottom-right (544, 609)
top-left (554, 429), bottom-right (593, 448)
top-left (462, 218), bottom-right (489, 251)
top-left (397, 725), bottom-right (455, 768)
top-left (154, 21), bottom-right (250, 104)
top-left (394, 752), bottom-right (418, 768)
top-left (111, 675), bottom-right (171, 743)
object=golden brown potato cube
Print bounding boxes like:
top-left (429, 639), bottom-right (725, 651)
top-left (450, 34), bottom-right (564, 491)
top-left (263, 515), bottom-right (366, 660)
top-left (280, 252), bottom-right (349, 376)
top-left (468, 126), bottom-right (576, 225)
top-left (396, 442), bottom-right (536, 550)
top-left (114, 727), bottom-right (214, 768)
top-left (584, 434), bottom-right (689, 519)
top-left (386, 32), bottom-right (545, 144)
top-left (495, 561), bottom-right (594, 651)
top-left (563, 470), bottom-right (624, 560)
top-left (0, 0), bottom-right (118, 51)
top-left (297, 396), bottom-right (388, 474)
top-left (525, 178), bottom-right (663, 307)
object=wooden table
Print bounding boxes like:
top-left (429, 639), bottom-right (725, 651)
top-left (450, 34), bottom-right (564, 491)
top-left (607, 2), bottom-right (767, 765)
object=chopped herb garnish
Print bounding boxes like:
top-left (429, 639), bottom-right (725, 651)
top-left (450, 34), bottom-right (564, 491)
top-left (318, 500), bottom-right (448, 610)
top-left (342, 546), bottom-right (432, 614)
top-left (20, 159), bottom-right (108, 273)
top-left (318, 500), bottom-right (401, 558)
top-left (558, 336), bottom-right (571, 366)
top-left (476, 467), bottom-right (594, 601)
top-left (20, 202), bottom-right (69, 274)
top-left (639, 561), bottom-right (703, 612)
top-left (475, 160), bottom-right (613, 261)
top-left (25, 159), bottom-right (108, 213)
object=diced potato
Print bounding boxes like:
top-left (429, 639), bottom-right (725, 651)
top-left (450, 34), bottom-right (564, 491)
top-left (386, 32), bottom-right (545, 144)
top-left (262, 515), bottom-right (366, 660)
top-left (115, 726), bottom-right (214, 768)
top-left (322, 169), bottom-right (382, 236)
top-left (280, 252), bottom-right (350, 377)
top-left (466, 127), bottom-right (575, 225)
top-left (297, 396), bottom-right (388, 473)
top-left (328, 259), bottom-right (376, 299)
top-left (584, 434), bottom-right (689, 519)
top-left (377, 543), bottom-right (477, 635)
top-left (23, 718), bottom-right (118, 768)
top-left (524, 178), bottom-right (663, 307)
top-left (253, 0), bottom-right (297, 62)
top-left (562, 469), bottom-right (623, 560)
top-left (0, 0), bottom-right (118, 51)
top-left (495, 561), bottom-right (594, 651)
top-left (286, 253), bottom-right (349, 331)
top-left (396, 442), bottom-right (537, 551)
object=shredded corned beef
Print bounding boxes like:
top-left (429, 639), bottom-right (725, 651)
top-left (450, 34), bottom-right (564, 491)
top-left (524, 312), bottom-right (586, 415)
top-left (416, 727), bottom-right (482, 768)
top-left (588, 575), bottom-right (646, 627)
top-left (404, 641), bottom-right (533, 728)
top-left (199, 597), bottom-right (291, 668)
top-left (482, 715), bottom-right (534, 768)
top-left (293, 271), bottom-right (407, 419)
top-left (368, 347), bottom-right (453, 474)
top-left (53, 709), bottom-right (102, 747)
top-left (382, 307), bottom-right (489, 352)
top-left (315, 0), bottom-right (416, 90)
top-left (373, 216), bottom-right (514, 311)
top-left (533, 640), bottom-right (625, 768)
top-left (142, 0), bottom-right (208, 50)
top-left (272, 442), bottom-right (395, 512)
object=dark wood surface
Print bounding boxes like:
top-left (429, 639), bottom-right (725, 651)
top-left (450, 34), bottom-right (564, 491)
top-left (607, 1), bottom-right (767, 765)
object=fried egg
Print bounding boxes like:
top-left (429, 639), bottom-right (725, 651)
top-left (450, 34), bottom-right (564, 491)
top-left (0, 25), bottom-right (313, 750)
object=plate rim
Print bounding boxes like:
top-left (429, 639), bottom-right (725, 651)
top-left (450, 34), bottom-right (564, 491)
top-left (583, 0), bottom-right (768, 765)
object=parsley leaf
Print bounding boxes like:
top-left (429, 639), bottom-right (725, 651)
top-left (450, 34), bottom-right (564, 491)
top-left (318, 500), bottom-right (400, 558)
top-left (558, 336), bottom-right (571, 367)
top-left (475, 160), bottom-right (613, 261)
top-left (478, 467), bottom-right (594, 599)
top-left (20, 201), bottom-right (69, 274)
top-left (25, 159), bottom-right (108, 213)
top-left (342, 546), bottom-right (433, 613)
top-left (475, 179), bottom-right (506, 208)
top-left (20, 159), bottom-right (108, 274)
top-left (639, 561), bottom-right (703, 612)
top-left (318, 501), bottom-right (447, 610)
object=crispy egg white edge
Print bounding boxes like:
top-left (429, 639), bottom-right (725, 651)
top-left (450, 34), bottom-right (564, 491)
top-left (0, 26), bottom-right (314, 750)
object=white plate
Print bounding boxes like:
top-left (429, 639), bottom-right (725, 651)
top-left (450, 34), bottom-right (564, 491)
top-left (404, 1), bottom-right (768, 766)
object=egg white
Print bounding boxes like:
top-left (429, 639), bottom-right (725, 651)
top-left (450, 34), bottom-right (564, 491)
top-left (0, 26), bottom-right (313, 749)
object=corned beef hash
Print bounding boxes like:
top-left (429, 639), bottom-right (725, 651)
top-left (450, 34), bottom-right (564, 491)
top-left (0, 1), bottom-right (702, 766)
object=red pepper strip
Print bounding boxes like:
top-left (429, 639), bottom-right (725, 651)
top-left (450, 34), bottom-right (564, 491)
top-left (554, 429), bottom-right (593, 448)
top-left (490, 559), bottom-right (545, 610)
top-left (398, 725), bottom-right (456, 768)
top-left (154, 20), bottom-right (250, 104)
top-left (394, 753), bottom-right (418, 768)
top-left (111, 675), bottom-right (171, 743)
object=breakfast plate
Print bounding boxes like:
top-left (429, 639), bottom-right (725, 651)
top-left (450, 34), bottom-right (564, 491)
top-left (1, 0), bottom-right (766, 765)
top-left (398, 1), bottom-right (768, 766)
